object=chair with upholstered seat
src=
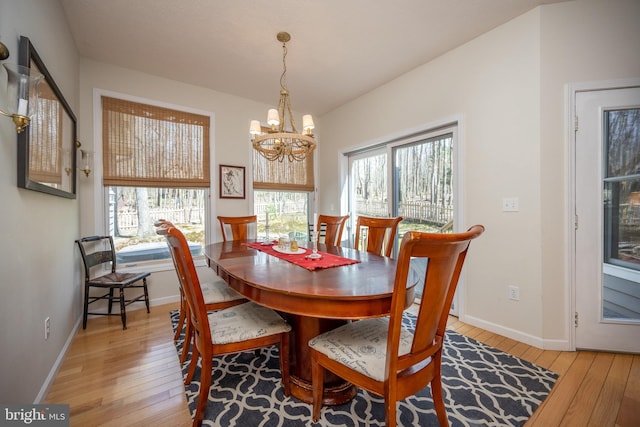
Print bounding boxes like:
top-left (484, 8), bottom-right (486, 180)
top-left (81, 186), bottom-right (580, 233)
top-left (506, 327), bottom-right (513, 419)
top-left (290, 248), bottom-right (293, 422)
top-left (76, 235), bottom-right (151, 330)
top-left (156, 222), bottom-right (291, 427)
top-left (354, 215), bottom-right (403, 257)
top-left (217, 215), bottom-right (257, 241)
top-left (309, 225), bottom-right (485, 427)
top-left (310, 214), bottom-right (349, 246)
top-left (154, 220), bottom-right (246, 364)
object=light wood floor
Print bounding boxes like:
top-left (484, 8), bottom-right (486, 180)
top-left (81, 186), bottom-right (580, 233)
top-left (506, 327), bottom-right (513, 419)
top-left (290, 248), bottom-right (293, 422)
top-left (44, 303), bottom-right (640, 426)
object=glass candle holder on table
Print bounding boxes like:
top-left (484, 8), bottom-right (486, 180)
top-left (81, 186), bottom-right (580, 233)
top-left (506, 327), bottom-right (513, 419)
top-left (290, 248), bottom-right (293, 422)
top-left (306, 231), bottom-right (322, 259)
top-left (262, 223), bottom-right (271, 244)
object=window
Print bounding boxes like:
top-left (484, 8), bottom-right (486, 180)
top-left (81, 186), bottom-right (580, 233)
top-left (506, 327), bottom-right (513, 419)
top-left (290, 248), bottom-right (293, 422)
top-left (253, 138), bottom-right (314, 240)
top-left (107, 186), bottom-right (206, 264)
top-left (102, 96), bottom-right (210, 265)
top-left (254, 190), bottom-right (310, 240)
top-left (347, 128), bottom-right (456, 251)
top-left (604, 108), bottom-right (640, 270)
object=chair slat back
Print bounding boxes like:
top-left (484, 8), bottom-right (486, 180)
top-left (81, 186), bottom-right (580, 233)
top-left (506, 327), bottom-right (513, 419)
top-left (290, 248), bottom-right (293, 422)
top-left (217, 215), bottom-right (257, 242)
top-left (388, 225), bottom-right (484, 373)
top-left (76, 236), bottom-right (117, 278)
top-left (354, 216), bottom-right (403, 257)
top-left (311, 214), bottom-right (349, 246)
top-left (85, 251), bottom-right (113, 269)
top-left (156, 224), bottom-right (212, 347)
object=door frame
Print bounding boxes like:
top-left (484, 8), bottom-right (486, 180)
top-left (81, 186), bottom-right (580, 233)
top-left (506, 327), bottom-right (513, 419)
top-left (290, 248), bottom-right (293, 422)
top-left (568, 78), bottom-right (640, 351)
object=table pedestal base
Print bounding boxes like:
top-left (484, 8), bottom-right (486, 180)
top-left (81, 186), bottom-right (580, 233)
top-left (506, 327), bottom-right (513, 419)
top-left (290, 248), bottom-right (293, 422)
top-left (289, 374), bottom-right (357, 405)
top-left (284, 314), bottom-right (358, 405)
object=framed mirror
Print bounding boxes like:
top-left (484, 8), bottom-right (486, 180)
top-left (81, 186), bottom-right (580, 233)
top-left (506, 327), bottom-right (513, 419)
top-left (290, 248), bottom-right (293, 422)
top-left (17, 36), bottom-right (77, 198)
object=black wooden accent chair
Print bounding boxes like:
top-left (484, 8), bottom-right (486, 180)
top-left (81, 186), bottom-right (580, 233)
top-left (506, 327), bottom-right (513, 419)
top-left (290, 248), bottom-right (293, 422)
top-left (76, 236), bottom-right (151, 329)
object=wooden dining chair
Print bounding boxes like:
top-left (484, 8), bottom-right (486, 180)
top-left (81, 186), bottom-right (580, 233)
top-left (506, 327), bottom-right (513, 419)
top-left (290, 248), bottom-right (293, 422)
top-left (310, 214), bottom-right (350, 246)
top-left (156, 221), bottom-right (291, 427)
top-left (354, 215), bottom-right (403, 257)
top-left (309, 225), bottom-right (485, 427)
top-left (217, 215), bottom-right (257, 241)
top-left (154, 220), bottom-right (246, 365)
top-left (75, 235), bottom-right (151, 330)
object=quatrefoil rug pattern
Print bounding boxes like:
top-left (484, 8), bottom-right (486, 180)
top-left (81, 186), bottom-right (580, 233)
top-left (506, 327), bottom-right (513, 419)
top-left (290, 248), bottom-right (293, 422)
top-left (171, 311), bottom-right (558, 426)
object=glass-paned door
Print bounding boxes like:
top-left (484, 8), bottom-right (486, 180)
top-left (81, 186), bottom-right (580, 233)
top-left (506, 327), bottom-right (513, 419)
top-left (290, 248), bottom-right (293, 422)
top-left (349, 148), bottom-right (388, 219)
top-left (575, 85), bottom-right (640, 352)
top-left (347, 125), bottom-right (458, 305)
top-left (393, 133), bottom-right (454, 240)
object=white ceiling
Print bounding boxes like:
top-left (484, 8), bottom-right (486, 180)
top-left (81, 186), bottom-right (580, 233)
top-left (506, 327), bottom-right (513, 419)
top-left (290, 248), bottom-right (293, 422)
top-left (60, 0), bottom-right (569, 115)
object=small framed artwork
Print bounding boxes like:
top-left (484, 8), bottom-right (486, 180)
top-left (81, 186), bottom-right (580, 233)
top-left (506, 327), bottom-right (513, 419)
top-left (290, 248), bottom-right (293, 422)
top-left (219, 165), bottom-right (246, 199)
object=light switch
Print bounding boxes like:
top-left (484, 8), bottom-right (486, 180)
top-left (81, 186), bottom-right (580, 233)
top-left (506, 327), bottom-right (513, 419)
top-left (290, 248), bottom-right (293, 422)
top-left (502, 197), bottom-right (519, 212)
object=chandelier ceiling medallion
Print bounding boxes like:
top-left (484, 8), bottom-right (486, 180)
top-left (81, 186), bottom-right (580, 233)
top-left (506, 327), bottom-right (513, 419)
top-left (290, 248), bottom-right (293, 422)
top-left (250, 32), bottom-right (316, 162)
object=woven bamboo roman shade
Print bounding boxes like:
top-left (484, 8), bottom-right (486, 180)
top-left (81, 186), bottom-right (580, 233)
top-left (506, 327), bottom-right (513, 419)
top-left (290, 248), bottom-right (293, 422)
top-left (29, 82), bottom-right (62, 184)
top-left (253, 128), bottom-right (314, 192)
top-left (102, 96), bottom-right (210, 188)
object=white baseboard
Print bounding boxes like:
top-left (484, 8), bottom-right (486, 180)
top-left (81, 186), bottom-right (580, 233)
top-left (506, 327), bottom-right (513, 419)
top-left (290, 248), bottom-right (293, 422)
top-left (149, 294), bottom-right (180, 306)
top-left (34, 316), bottom-right (81, 403)
top-left (540, 339), bottom-right (571, 351)
top-left (35, 294), bottom-right (180, 403)
top-left (460, 314), bottom-right (571, 351)
top-left (101, 294), bottom-right (181, 313)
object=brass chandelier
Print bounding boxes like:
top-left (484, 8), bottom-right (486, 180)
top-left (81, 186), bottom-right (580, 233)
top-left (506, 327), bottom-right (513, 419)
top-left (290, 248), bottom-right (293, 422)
top-left (250, 32), bottom-right (316, 162)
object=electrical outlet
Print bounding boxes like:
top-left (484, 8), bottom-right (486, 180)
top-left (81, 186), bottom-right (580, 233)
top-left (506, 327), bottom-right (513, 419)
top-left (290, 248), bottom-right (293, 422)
top-left (45, 317), bottom-right (51, 340)
top-left (508, 285), bottom-right (520, 301)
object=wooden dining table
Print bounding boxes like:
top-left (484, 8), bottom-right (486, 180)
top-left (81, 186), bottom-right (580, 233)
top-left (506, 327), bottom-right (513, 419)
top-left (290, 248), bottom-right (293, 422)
top-left (204, 240), bottom-right (417, 405)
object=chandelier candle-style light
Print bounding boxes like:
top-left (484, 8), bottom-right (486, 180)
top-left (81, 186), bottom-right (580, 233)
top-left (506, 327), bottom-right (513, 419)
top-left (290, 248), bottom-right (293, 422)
top-left (250, 32), bottom-right (316, 162)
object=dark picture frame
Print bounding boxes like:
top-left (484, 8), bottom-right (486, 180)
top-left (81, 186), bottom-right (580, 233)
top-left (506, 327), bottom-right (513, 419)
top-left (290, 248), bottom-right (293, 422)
top-left (219, 165), bottom-right (245, 199)
top-left (17, 35), bottom-right (77, 199)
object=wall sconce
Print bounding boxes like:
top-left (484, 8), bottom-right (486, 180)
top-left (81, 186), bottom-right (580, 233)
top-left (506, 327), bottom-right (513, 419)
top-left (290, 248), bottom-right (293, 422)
top-left (66, 141), bottom-right (93, 177)
top-left (0, 41), bottom-right (43, 133)
top-left (75, 140), bottom-right (93, 177)
top-left (0, 42), bottom-right (8, 61)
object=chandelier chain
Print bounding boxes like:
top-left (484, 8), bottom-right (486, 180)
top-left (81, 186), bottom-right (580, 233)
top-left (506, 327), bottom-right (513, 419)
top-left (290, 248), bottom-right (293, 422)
top-left (280, 42), bottom-right (288, 92)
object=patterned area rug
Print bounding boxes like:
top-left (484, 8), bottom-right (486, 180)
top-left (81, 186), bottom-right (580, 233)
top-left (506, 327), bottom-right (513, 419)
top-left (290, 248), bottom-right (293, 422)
top-left (170, 311), bottom-right (558, 426)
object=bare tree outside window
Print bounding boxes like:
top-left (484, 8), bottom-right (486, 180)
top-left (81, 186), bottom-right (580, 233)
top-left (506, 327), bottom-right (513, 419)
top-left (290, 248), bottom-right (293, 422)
top-left (350, 134), bottom-right (454, 235)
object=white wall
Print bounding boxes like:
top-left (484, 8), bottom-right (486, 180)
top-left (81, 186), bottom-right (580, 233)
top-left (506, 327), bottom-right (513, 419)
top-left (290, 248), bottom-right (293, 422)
top-left (0, 0), bottom-right (80, 403)
top-left (317, 0), bottom-right (640, 349)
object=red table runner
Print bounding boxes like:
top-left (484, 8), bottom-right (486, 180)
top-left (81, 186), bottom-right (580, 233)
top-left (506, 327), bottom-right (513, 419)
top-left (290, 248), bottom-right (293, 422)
top-left (246, 242), bottom-right (361, 271)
